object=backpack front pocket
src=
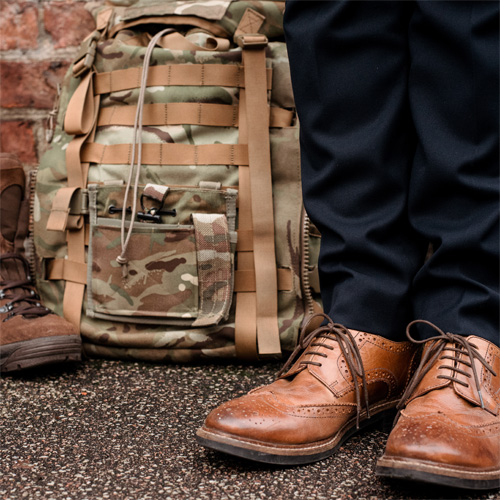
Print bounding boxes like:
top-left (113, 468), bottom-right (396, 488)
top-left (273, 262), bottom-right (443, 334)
top-left (86, 185), bottom-right (236, 326)
top-left (88, 218), bottom-right (200, 322)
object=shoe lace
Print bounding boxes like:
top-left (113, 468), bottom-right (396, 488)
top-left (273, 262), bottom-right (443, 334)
top-left (397, 319), bottom-right (497, 414)
top-left (0, 253), bottom-right (51, 320)
top-left (278, 313), bottom-right (370, 428)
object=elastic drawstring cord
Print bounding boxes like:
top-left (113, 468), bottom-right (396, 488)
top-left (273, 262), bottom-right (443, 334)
top-left (117, 28), bottom-right (175, 276)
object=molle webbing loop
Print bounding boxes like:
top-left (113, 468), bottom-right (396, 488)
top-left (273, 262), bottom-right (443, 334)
top-left (80, 143), bottom-right (249, 166)
top-left (96, 103), bottom-right (293, 129)
top-left (93, 65), bottom-right (273, 95)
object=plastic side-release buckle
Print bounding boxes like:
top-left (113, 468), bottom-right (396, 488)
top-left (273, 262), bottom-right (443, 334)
top-left (235, 34), bottom-right (268, 50)
top-left (73, 31), bottom-right (101, 78)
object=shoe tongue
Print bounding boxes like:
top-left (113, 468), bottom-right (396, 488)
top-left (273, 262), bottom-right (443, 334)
top-left (407, 351), bottom-right (452, 404)
top-left (279, 335), bottom-right (341, 382)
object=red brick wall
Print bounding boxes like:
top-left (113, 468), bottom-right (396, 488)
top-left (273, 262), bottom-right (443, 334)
top-left (0, 0), bottom-right (97, 168)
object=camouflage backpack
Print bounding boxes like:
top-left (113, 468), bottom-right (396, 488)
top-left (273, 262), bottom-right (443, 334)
top-left (32, 0), bottom-right (321, 363)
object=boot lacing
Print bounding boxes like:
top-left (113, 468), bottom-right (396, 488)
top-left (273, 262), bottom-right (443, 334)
top-left (117, 28), bottom-right (175, 276)
top-left (278, 313), bottom-right (370, 428)
top-left (0, 254), bottom-right (51, 320)
top-left (396, 319), bottom-right (497, 416)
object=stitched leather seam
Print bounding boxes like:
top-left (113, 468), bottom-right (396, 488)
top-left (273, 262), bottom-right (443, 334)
top-left (401, 410), bottom-right (500, 431)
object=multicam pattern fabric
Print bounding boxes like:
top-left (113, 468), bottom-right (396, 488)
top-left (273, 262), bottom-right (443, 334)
top-left (112, 0), bottom-right (232, 22)
top-left (94, 1), bottom-right (285, 38)
top-left (142, 183), bottom-right (169, 207)
top-left (32, 0), bottom-right (322, 363)
top-left (88, 218), bottom-right (199, 321)
top-left (192, 213), bottom-right (233, 327)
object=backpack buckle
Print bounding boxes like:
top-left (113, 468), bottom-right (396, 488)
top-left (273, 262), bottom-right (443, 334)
top-left (235, 34), bottom-right (268, 50)
top-left (73, 31), bottom-right (101, 77)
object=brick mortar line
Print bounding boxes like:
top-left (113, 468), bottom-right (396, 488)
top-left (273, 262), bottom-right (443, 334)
top-left (0, 47), bottom-right (79, 63)
top-left (1, 109), bottom-right (51, 121)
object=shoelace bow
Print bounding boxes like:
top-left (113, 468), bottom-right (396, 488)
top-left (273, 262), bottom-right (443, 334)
top-left (0, 254), bottom-right (51, 320)
top-left (397, 319), bottom-right (497, 414)
top-left (278, 313), bottom-right (370, 428)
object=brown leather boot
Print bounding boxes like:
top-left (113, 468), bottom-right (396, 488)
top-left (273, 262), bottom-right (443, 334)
top-left (196, 314), bottom-right (419, 464)
top-left (376, 320), bottom-right (500, 490)
top-left (0, 153), bottom-right (81, 373)
top-left (0, 153), bottom-right (25, 255)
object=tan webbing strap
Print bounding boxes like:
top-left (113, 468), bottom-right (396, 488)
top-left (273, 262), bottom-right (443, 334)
top-left (234, 89), bottom-right (258, 359)
top-left (46, 186), bottom-right (84, 232)
top-left (47, 258), bottom-right (87, 284)
top-left (93, 65), bottom-right (273, 94)
top-left (80, 143), bottom-right (249, 166)
top-left (234, 269), bottom-right (293, 293)
top-left (64, 137), bottom-right (93, 327)
top-left (236, 229), bottom-right (253, 252)
top-left (58, 73), bottom-right (99, 329)
top-left (63, 186), bottom-right (87, 327)
top-left (47, 72), bottom-right (96, 233)
top-left (234, 292), bottom-right (257, 357)
top-left (98, 103), bottom-right (238, 128)
top-left (271, 108), bottom-right (294, 128)
top-left (239, 35), bottom-right (281, 356)
top-left (64, 71), bottom-right (96, 136)
top-left (97, 103), bottom-right (293, 128)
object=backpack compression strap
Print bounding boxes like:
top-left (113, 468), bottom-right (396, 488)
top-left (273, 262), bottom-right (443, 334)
top-left (235, 32), bottom-right (281, 359)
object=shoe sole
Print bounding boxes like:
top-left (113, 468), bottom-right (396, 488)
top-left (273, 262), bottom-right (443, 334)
top-left (0, 335), bottom-right (82, 373)
top-left (196, 402), bottom-right (397, 465)
top-left (376, 455), bottom-right (500, 491)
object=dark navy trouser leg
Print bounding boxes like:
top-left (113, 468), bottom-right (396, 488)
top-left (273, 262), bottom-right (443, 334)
top-left (408, 2), bottom-right (499, 344)
top-left (284, 1), bottom-right (499, 344)
top-left (284, 1), bottom-right (426, 341)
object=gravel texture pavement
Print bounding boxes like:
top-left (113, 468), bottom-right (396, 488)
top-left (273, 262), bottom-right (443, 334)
top-left (1, 359), bottom-right (498, 500)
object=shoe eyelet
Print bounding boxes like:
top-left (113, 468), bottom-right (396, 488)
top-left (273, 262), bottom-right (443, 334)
top-left (0, 303), bottom-right (14, 313)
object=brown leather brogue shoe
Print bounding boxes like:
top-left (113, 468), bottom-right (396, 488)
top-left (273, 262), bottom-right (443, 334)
top-left (196, 314), bottom-right (419, 464)
top-left (376, 320), bottom-right (500, 491)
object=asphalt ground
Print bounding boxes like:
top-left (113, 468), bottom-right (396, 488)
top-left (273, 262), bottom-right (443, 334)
top-left (1, 358), bottom-right (499, 500)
